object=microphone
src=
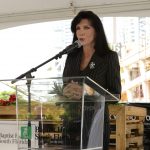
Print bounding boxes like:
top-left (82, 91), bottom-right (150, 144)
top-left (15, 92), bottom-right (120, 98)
top-left (60, 40), bottom-right (82, 55)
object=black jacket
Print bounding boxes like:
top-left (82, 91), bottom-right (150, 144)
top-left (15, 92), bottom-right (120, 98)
top-left (62, 48), bottom-right (121, 150)
top-left (63, 49), bottom-right (121, 96)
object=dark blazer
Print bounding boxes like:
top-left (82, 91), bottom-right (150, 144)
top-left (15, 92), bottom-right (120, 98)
top-left (62, 48), bottom-right (121, 150)
top-left (63, 48), bottom-right (121, 97)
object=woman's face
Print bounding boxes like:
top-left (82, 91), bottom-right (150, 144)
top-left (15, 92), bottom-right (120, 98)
top-left (76, 19), bottom-right (96, 47)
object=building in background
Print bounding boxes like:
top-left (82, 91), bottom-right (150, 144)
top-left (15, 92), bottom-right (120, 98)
top-left (45, 20), bottom-right (72, 78)
top-left (116, 17), bottom-right (150, 102)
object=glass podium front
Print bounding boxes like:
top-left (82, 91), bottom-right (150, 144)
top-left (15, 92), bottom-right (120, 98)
top-left (0, 77), bottom-right (119, 150)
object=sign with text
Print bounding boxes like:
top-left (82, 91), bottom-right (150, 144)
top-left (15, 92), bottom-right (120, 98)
top-left (0, 121), bottom-right (38, 150)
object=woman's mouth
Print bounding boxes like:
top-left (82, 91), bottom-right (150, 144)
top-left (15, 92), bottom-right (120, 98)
top-left (79, 38), bottom-right (84, 42)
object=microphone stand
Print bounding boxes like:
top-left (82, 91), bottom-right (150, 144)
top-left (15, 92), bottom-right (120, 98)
top-left (11, 51), bottom-right (66, 84)
top-left (11, 51), bottom-right (65, 149)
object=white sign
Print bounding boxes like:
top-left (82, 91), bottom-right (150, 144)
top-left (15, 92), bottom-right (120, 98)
top-left (0, 121), bottom-right (39, 150)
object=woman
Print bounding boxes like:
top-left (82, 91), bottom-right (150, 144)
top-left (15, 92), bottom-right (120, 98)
top-left (63, 10), bottom-right (121, 150)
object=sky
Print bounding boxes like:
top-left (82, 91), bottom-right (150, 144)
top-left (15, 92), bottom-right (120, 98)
top-left (0, 20), bottom-right (72, 93)
top-left (0, 20), bottom-right (71, 82)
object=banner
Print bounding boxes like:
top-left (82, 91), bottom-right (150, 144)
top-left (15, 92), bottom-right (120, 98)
top-left (0, 121), bottom-right (38, 150)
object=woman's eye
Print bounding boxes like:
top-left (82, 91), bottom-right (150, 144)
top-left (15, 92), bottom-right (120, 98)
top-left (84, 26), bottom-right (90, 29)
top-left (76, 26), bottom-right (80, 30)
top-left (76, 25), bottom-right (91, 31)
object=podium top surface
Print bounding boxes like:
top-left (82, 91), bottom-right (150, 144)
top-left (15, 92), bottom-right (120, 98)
top-left (0, 76), bottom-right (120, 102)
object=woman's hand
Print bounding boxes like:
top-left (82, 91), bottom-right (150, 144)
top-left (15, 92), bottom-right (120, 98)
top-left (63, 81), bottom-right (83, 100)
top-left (63, 81), bottom-right (95, 100)
top-left (84, 84), bottom-right (95, 95)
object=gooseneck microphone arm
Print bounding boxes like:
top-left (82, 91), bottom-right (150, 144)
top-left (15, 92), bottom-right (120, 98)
top-left (11, 53), bottom-right (61, 84)
top-left (11, 40), bottom-right (82, 84)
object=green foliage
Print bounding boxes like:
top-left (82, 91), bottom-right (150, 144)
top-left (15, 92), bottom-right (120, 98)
top-left (49, 82), bottom-right (63, 96)
top-left (49, 82), bottom-right (81, 121)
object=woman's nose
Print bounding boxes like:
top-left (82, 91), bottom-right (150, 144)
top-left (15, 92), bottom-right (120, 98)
top-left (79, 31), bottom-right (85, 36)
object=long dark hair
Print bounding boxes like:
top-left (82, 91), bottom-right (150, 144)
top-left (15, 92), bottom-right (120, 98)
top-left (71, 10), bottom-right (111, 56)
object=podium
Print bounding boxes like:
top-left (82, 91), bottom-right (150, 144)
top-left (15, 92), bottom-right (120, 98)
top-left (0, 77), bottom-right (119, 150)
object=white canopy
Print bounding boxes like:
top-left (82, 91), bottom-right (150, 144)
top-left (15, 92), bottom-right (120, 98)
top-left (0, 0), bottom-right (150, 29)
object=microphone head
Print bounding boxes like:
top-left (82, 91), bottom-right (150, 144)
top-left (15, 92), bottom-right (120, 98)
top-left (62, 40), bottom-right (82, 55)
top-left (75, 40), bottom-right (82, 48)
